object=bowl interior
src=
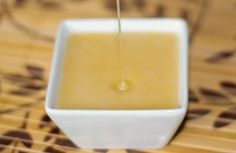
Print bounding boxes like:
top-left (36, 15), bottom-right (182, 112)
top-left (46, 19), bottom-right (188, 112)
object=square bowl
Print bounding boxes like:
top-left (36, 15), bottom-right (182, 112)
top-left (45, 18), bottom-right (188, 149)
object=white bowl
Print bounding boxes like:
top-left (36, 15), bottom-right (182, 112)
top-left (45, 19), bottom-right (188, 149)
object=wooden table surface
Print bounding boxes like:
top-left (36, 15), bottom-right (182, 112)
top-left (0, 0), bottom-right (236, 152)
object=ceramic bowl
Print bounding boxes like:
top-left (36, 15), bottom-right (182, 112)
top-left (45, 18), bottom-right (188, 149)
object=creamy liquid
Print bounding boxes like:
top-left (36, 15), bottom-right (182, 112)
top-left (56, 33), bottom-right (179, 110)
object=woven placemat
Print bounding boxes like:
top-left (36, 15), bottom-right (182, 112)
top-left (0, 0), bottom-right (236, 152)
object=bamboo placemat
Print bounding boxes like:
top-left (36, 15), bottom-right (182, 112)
top-left (0, 0), bottom-right (236, 153)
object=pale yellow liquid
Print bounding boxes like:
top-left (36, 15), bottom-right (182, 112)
top-left (56, 33), bottom-right (179, 110)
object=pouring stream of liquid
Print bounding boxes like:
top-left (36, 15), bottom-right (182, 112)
top-left (116, 0), bottom-right (130, 92)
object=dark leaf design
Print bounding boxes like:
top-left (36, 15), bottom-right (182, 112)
top-left (220, 81), bottom-right (236, 96)
top-left (105, 0), bottom-right (126, 12)
top-left (199, 87), bottom-right (232, 104)
top-left (3, 130), bottom-right (32, 148)
top-left (9, 88), bottom-right (36, 96)
top-left (21, 82), bottom-right (46, 90)
top-left (132, 0), bottom-right (146, 9)
top-left (187, 108), bottom-right (211, 120)
top-left (14, 0), bottom-right (28, 7)
top-left (38, 0), bottom-right (61, 9)
top-left (206, 50), bottom-right (235, 63)
top-left (189, 89), bottom-right (199, 102)
top-left (153, 4), bottom-right (165, 17)
top-left (25, 64), bottom-right (44, 79)
top-left (0, 137), bottom-right (11, 151)
top-left (49, 127), bottom-right (61, 134)
top-left (21, 111), bottom-right (30, 129)
top-left (39, 114), bottom-right (51, 128)
top-left (18, 151), bottom-right (28, 153)
top-left (126, 149), bottom-right (148, 153)
top-left (3, 74), bottom-right (32, 84)
top-left (44, 135), bottom-right (53, 142)
top-left (94, 149), bottom-right (109, 153)
top-left (180, 8), bottom-right (189, 23)
top-left (213, 107), bottom-right (236, 128)
top-left (55, 138), bottom-right (78, 148)
top-left (44, 146), bottom-right (65, 153)
top-left (44, 127), bottom-right (61, 141)
top-left (0, 146), bottom-right (6, 152)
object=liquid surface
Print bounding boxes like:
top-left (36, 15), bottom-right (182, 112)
top-left (56, 33), bottom-right (179, 110)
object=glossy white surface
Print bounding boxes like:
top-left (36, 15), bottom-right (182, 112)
top-left (45, 19), bottom-right (188, 149)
